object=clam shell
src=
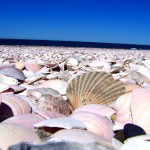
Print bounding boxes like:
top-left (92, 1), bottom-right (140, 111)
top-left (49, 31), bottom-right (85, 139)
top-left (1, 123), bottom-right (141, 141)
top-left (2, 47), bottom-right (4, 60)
top-left (38, 79), bottom-right (68, 95)
top-left (0, 123), bottom-right (40, 150)
top-left (0, 74), bottom-right (19, 85)
top-left (0, 94), bottom-right (31, 118)
top-left (0, 67), bottom-right (25, 81)
top-left (2, 114), bottom-right (44, 130)
top-left (34, 117), bottom-right (86, 134)
top-left (0, 83), bottom-right (10, 93)
top-left (25, 60), bottom-right (41, 72)
top-left (66, 71), bottom-right (126, 111)
top-left (115, 88), bottom-right (150, 134)
top-left (15, 61), bottom-right (25, 70)
top-left (50, 129), bottom-right (110, 143)
top-left (34, 110), bottom-right (66, 119)
top-left (70, 111), bottom-right (114, 141)
top-left (72, 104), bottom-right (116, 119)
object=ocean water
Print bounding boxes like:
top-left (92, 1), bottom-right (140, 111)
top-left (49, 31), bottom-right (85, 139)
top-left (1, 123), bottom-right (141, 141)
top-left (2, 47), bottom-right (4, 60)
top-left (0, 39), bottom-right (150, 49)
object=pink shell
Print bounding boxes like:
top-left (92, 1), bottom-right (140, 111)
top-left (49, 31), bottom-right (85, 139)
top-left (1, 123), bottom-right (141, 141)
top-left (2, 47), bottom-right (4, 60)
top-left (70, 111), bottom-right (114, 141)
top-left (2, 114), bottom-right (44, 130)
top-left (72, 104), bottom-right (116, 118)
top-left (0, 123), bottom-right (40, 150)
top-left (25, 60), bottom-right (41, 72)
top-left (51, 129), bottom-right (110, 143)
top-left (34, 110), bottom-right (66, 119)
top-left (115, 88), bottom-right (150, 134)
top-left (0, 94), bottom-right (31, 117)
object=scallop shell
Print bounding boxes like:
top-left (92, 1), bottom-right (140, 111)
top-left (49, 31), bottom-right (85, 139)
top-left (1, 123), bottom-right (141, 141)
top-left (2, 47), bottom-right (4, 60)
top-left (0, 67), bottom-right (26, 81)
top-left (70, 111), bottom-right (114, 141)
top-left (66, 71), bottom-right (126, 111)
top-left (0, 123), bottom-right (40, 150)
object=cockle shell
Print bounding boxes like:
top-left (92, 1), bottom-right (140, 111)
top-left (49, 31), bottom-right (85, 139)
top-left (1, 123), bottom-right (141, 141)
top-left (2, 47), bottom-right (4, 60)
top-left (0, 67), bottom-right (26, 81)
top-left (66, 71), bottom-right (126, 111)
top-left (34, 117), bottom-right (86, 134)
top-left (70, 111), bottom-right (114, 141)
top-left (115, 88), bottom-right (150, 134)
top-left (0, 123), bottom-right (40, 150)
top-left (72, 104), bottom-right (116, 119)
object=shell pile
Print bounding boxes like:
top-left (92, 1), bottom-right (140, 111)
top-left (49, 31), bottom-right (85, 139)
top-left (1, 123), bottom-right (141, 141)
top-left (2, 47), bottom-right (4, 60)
top-left (0, 45), bottom-right (150, 150)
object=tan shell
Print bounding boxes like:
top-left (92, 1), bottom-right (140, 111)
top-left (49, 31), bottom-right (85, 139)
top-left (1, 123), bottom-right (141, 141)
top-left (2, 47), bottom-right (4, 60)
top-left (0, 123), bottom-right (40, 150)
top-left (66, 71), bottom-right (126, 111)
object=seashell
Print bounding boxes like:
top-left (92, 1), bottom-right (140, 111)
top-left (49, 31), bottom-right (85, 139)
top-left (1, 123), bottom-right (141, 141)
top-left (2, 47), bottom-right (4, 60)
top-left (25, 60), bottom-right (41, 72)
top-left (2, 114), bottom-right (45, 130)
top-left (34, 110), bottom-right (66, 119)
top-left (124, 84), bottom-right (141, 92)
top-left (0, 94), bottom-right (31, 121)
top-left (66, 71), bottom-right (126, 111)
top-left (0, 83), bottom-right (10, 93)
top-left (70, 111), bottom-right (114, 141)
top-left (34, 117), bottom-right (86, 134)
top-left (15, 61), bottom-right (25, 70)
top-left (23, 70), bottom-right (35, 78)
top-left (72, 104), bottom-right (116, 119)
top-left (9, 85), bottom-right (26, 93)
top-left (0, 123), bottom-right (40, 150)
top-left (115, 88), bottom-right (150, 134)
top-left (0, 74), bottom-right (19, 85)
top-left (0, 67), bottom-right (26, 81)
top-left (38, 79), bottom-right (68, 95)
top-left (50, 129), bottom-right (110, 143)
top-left (120, 135), bottom-right (150, 150)
top-left (112, 138), bottom-right (123, 149)
top-left (27, 88), bottom-right (70, 115)
top-left (66, 58), bottom-right (78, 67)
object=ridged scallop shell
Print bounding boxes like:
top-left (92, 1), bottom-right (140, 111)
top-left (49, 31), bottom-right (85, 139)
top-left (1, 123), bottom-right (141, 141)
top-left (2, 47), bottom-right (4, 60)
top-left (70, 111), bottom-right (114, 141)
top-left (66, 71), bottom-right (126, 111)
top-left (0, 123), bottom-right (40, 150)
top-left (0, 67), bottom-right (25, 81)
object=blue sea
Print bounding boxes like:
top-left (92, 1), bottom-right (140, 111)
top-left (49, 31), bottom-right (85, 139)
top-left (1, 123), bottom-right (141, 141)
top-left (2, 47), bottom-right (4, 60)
top-left (0, 39), bottom-right (150, 50)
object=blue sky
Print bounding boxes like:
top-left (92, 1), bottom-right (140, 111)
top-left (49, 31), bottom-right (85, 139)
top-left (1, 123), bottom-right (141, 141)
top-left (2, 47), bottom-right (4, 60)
top-left (0, 0), bottom-right (150, 45)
